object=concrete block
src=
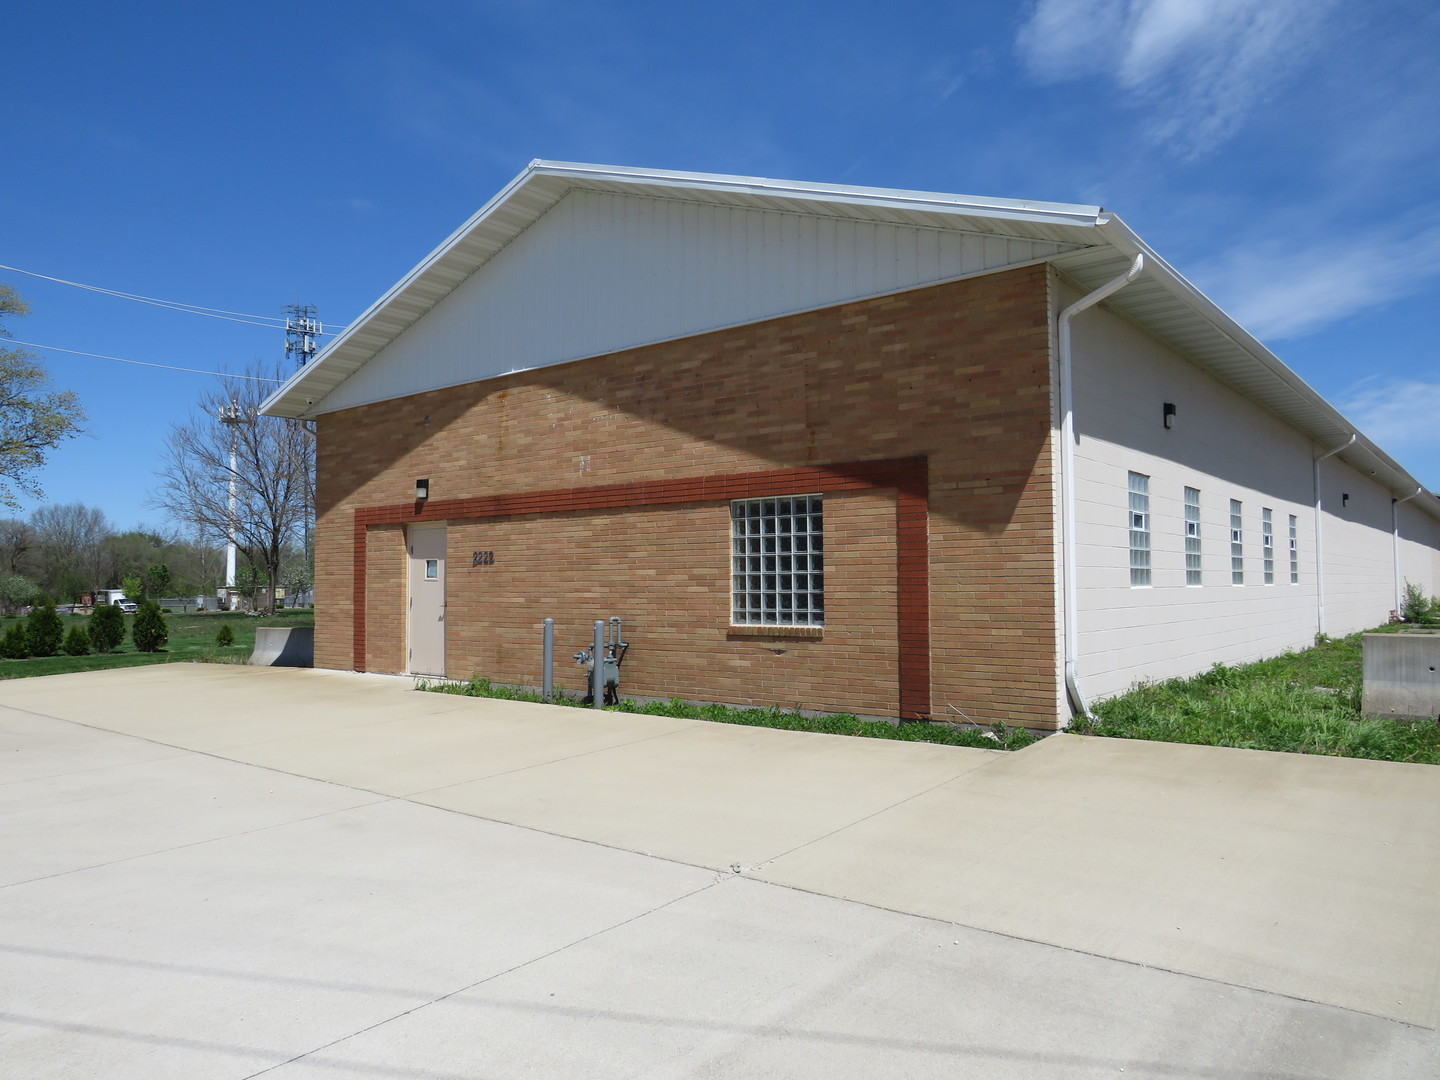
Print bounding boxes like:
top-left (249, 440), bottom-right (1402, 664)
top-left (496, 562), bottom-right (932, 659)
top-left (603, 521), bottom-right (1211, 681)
top-left (249, 626), bottom-right (315, 667)
top-left (1361, 631), bottom-right (1440, 719)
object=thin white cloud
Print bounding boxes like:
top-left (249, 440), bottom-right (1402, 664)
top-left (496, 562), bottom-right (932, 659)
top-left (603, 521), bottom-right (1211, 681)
top-left (1016, 0), bottom-right (1338, 156)
top-left (1337, 377), bottom-right (1440, 478)
top-left (1190, 224), bottom-right (1440, 341)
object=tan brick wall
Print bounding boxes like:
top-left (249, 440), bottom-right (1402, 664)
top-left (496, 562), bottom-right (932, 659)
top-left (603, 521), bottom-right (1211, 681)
top-left (315, 265), bottom-right (1061, 726)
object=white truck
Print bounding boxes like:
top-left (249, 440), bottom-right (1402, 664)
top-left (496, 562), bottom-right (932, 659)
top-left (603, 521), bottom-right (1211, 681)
top-left (95, 589), bottom-right (138, 613)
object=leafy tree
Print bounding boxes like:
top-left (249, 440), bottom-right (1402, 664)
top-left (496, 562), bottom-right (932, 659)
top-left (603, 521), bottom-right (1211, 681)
top-left (0, 620), bottom-right (29, 659)
top-left (26, 601), bottom-right (62, 657)
top-left (131, 601), bottom-right (168, 652)
top-left (98, 529), bottom-right (162, 587)
top-left (152, 361), bottom-right (313, 615)
top-left (0, 571), bottom-right (37, 615)
top-left (146, 562), bottom-right (172, 601)
top-left (236, 563), bottom-right (265, 606)
top-left (216, 622), bottom-right (235, 648)
top-left (0, 286), bottom-right (86, 507)
top-left (120, 574), bottom-right (143, 601)
top-left (51, 568), bottom-right (87, 605)
top-left (63, 624), bottom-right (90, 656)
top-left (88, 603), bottom-right (125, 653)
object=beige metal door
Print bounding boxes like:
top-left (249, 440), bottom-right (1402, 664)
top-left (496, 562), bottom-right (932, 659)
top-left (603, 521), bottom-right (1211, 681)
top-left (407, 525), bottom-right (446, 676)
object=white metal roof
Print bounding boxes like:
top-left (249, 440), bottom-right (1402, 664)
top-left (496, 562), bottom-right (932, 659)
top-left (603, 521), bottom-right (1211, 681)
top-left (261, 160), bottom-right (1438, 519)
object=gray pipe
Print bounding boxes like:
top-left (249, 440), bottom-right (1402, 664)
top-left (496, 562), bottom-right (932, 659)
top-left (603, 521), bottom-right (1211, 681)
top-left (592, 620), bottom-right (605, 708)
top-left (542, 618), bottom-right (554, 702)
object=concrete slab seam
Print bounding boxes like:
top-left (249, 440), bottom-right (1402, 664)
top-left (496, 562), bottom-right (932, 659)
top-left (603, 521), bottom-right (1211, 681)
top-left (1, 703), bottom-right (759, 900)
top-left (743, 750), bottom-right (1008, 873)
top-left (396, 726), bottom-right (695, 797)
top-left (744, 874), bottom-right (1440, 1034)
top-left (1, 795), bottom-right (394, 892)
top-left (234, 876), bottom-right (735, 1080)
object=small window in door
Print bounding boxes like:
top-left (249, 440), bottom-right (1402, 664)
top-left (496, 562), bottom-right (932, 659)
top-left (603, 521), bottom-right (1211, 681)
top-left (425, 559), bottom-right (438, 580)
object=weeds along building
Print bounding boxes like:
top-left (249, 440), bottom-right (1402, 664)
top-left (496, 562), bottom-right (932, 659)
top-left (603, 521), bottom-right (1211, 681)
top-left (262, 161), bottom-right (1440, 730)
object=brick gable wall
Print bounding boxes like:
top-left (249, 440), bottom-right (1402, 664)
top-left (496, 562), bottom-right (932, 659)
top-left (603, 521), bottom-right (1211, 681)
top-left (314, 264), bottom-right (1060, 727)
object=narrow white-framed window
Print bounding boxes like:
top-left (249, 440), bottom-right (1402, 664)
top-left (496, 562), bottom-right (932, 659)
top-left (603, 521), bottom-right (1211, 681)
top-left (1289, 515), bottom-right (1299, 584)
top-left (731, 495), bottom-right (824, 626)
top-left (1184, 486), bottom-right (1202, 586)
top-left (1262, 509), bottom-right (1274, 584)
top-left (424, 559), bottom-right (439, 580)
top-left (1128, 472), bottom-right (1151, 587)
top-left (1230, 499), bottom-right (1244, 585)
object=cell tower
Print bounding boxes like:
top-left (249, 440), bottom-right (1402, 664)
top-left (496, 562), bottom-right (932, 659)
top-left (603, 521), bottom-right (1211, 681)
top-left (283, 303), bottom-right (321, 368)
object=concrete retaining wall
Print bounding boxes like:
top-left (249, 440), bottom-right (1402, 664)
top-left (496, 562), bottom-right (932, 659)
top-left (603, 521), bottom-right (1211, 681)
top-left (249, 627), bottom-right (315, 668)
top-left (1361, 631), bottom-right (1440, 720)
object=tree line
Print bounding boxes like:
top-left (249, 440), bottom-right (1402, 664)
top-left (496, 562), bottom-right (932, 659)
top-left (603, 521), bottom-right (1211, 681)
top-left (0, 505), bottom-right (225, 612)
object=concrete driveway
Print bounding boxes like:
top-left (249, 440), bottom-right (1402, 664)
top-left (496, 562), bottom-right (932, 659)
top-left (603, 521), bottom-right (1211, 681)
top-left (1, 664), bottom-right (1436, 1078)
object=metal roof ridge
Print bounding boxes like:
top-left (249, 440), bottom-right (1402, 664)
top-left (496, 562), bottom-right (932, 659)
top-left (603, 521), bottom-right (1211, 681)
top-left (527, 160), bottom-right (1107, 224)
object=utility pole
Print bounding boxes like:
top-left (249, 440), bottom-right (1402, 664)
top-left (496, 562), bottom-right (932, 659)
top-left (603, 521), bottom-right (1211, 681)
top-left (283, 304), bottom-right (321, 369)
top-left (217, 399), bottom-right (248, 596)
top-left (282, 304), bottom-right (319, 608)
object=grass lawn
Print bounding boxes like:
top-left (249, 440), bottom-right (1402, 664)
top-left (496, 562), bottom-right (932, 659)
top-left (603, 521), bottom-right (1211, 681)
top-left (421, 676), bottom-right (1041, 752)
top-left (0, 608), bottom-right (314, 679)
top-left (1071, 628), bottom-right (1440, 765)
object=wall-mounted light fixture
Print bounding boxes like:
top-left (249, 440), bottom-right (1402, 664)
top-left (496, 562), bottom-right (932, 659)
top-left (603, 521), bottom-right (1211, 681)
top-left (1163, 402), bottom-right (1177, 430)
top-left (415, 478), bottom-right (430, 501)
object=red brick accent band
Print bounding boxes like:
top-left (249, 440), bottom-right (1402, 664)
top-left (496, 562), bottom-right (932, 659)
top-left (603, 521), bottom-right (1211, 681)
top-left (351, 456), bottom-right (932, 718)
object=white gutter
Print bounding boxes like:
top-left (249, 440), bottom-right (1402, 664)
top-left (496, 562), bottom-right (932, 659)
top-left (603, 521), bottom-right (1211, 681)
top-left (1057, 253), bottom-right (1145, 721)
top-left (1393, 486), bottom-right (1424, 616)
top-left (1313, 434), bottom-right (1355, 638)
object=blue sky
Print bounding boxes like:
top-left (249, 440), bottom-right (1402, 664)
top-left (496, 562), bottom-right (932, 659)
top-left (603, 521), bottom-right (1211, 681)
top-left (3, 0), bottom-right (1437, 531)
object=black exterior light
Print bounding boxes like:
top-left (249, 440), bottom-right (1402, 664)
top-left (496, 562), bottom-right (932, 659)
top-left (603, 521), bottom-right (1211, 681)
top-left (415, 478), bottom-right (430, 500)
top-left (1163, 402), bottom-right (1177, 430)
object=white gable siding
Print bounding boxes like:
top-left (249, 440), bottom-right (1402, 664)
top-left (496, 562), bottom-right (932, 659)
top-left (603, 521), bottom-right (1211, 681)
top-left (1066, 297), bottom-right (1440, 701)
top-left (311, 189), bottom-right (1075, 415)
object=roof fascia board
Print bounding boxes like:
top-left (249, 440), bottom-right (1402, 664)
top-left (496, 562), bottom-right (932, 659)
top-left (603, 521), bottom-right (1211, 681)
top-left (261, 160), bottom-right (549, 418)
top-left (1092, 215), bottom-right (1437, 515)
top-left (529, 160), bottom-right (1107, 228)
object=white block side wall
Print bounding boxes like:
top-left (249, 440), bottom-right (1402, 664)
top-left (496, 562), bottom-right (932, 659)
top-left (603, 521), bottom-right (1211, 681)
top-left (1067, 299), bottom-right (1440, 701)
top-left (313, 189), bottom-right (1074, 415)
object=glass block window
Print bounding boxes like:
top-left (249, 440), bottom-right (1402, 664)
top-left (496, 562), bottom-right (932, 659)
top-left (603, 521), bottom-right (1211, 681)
top-left (1230, 499), bottom-right (1244, 585)
top-left (1262, 508), bottom-right (1275, 584)
top-left (1289, 515), bottom-right (1299, 584)
top-left (1128, 472), bottom-right (1151, 586)
top-left (1184, 487), bottom-right (1202, 586)
top-left (731, 495), bottom-right (824, 625)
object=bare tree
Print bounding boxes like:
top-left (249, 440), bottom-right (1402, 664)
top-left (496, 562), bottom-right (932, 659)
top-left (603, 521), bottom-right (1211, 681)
top-left (0, 517), bottom-right (36, 575)
top-left (151, 362), bottom-right (312, 614)
top-left (32, 502), bottom-right (110, 599)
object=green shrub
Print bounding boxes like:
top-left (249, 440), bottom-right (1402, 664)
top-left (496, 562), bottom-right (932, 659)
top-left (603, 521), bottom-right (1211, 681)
top-left (131, 602), bottom-right (169, 653)
top-left (63, 625), bottom-right (91, 656)
top-left (215, 623), bottom-right (235, 648)
top-left (26, 603), bottom-right (63, 657)
top-left (88, 603), bottom-right (126, 653)
top-left (1401, 581), bottom-right (1440, 623)
top-left (0, 621), bottom-right (30, 659)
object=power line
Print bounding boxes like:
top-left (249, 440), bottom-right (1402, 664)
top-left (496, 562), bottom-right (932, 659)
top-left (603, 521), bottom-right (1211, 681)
top-left (3, 338), bottom-right (282, 382)
top-left (0, 262), bottom-right (346, 333)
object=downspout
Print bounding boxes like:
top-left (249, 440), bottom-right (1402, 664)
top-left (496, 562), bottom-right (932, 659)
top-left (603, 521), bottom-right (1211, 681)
top-left (1393, 486), bottom-right (1423, 616)
top-left (1312, 434), bottom-right (1354, 638)
top-left (1058, 253), bottom-right (1145, 721)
